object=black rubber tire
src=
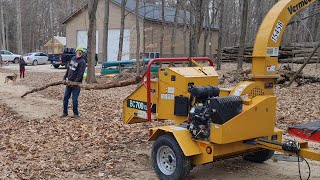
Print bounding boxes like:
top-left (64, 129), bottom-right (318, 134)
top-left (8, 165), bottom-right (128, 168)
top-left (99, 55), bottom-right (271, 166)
top-left (151, 135), bottom-right (192, 180)
top-left (53, 64), bottom-right (60, 69)
top-left (243, 149), bottom-right (274, 163)
top-left (14, 58), bottom-right (19, 64)
top-left (32, 60), bottom-right (38, 66)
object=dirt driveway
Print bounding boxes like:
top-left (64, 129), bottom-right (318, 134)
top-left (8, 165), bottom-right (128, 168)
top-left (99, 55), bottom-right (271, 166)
top-left (0, 72), bottom-right (60, 120)
top-left (0, 63), bottom-right (319, 179)
top-left (0, 63), bottom-right (67, 73)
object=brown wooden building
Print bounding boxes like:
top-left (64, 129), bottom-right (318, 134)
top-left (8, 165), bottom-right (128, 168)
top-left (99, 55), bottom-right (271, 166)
top-left (62, 0), bottom-right (219, 61)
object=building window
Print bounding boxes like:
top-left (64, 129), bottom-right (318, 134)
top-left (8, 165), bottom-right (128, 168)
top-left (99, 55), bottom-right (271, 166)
top-left (144, 52), bottom-right (160, 59)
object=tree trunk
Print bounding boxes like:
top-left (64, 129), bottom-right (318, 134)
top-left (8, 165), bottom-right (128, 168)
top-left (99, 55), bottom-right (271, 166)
top-left (170, 0), bottom-right (180, 57)
top-left (0, 0), bottom-right (5, 50)
top-left (5, 14), bottom-right (8, 50)
top-left (142, 0), bottom-right (147, 68)
top-left (86, 0), bottom-right (99, 84)
top-left (209, 0), bottom-right (215, 60)
top-left (237, 0), bottom-right (249, 71)
top-left (183, 8), bottom-right (187, 56)
top-left (203, 1), bottom-right (210, 57)
top-left (160, 0), bottom-right (165, 57)
top-left (50, 0), bottom-right (54, 54)
top-left (135, 0), bottom-right (140, 76)
top-left (191, 0), bottom-right (205, 56)
top-left (316, 47), bottom-right (320, 69)
top-left (16, 0), bottom-right (23, 54)
top-left (102, 0), bottom-right (110, 63)
top-left (216, 0), bottom-right (225, 70)
top-left (189, 11), bottom-right (194, 57)
top-left (117, 0), bottom-right (127, 61)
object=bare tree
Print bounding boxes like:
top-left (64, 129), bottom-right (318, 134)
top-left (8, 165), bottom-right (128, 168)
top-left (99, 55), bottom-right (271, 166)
top-left (209, 0), bottom-right (217, 60)
top-left (203, 0), bottom-right (210, 57)
top-left (191, 0), bottom-right (205, 56)
top-left (86, 0), bottom-right (99, 84)
top-left (183, 8), bottom-right (188, 56)
top-left (170, 0), bottom-right (181, 57)
top-left (117, 0), bottom-right (127, 61)
top-left (160, 0), bottom-right (165, 57)
top-left (102, 0), bottom-right (110, 63)
top-left (216, 0), bottom-right (225, 70)
top-left (136, 0), bottom-right (140, 75)
top-left (50, 0), bottom-right (54, 54)
top-left (0, 0), bottom-right (5, 49)
top-left (237, 0), bottom-right (248, 71)
top-left (16, 0), bottom-right (23, 54)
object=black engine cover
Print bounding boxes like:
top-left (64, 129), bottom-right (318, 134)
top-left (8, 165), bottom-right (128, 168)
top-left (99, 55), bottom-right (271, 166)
top-left (209, 96), bottom-right (243, 124)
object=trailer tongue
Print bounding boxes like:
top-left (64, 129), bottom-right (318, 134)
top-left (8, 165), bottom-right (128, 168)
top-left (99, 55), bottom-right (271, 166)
top-left (288, 121), bottom-right (320, 143)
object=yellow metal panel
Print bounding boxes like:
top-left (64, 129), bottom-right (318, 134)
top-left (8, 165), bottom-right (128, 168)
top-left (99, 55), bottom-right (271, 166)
top-left (230, 81), bottom-right (274, 98)
top-left (219, 88), bottom-right (233, 96)
top-left (210, 96), bottom-right (277, 144)
top-left (149, 126), bottom-right (202, 156)
top-left (191, 141), bottom-right (214, 165)
top-left (123, 82), bottom-right (158, 124)
top-left (169, 67), bottom-right (218, 77)
top-left (299, 148), bottom-right (320, 161)
top-left (212, 129), bottom-right (283, 159)
top-left (252, 0), bottom-right (317, 78)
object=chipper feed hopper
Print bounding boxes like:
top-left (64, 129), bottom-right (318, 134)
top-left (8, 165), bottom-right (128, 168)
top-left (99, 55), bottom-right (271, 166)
top-left (123, 0), bottom-right (320, 179)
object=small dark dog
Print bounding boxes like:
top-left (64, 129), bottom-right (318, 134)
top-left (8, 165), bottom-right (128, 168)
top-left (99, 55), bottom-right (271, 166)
top-left (4, 73), bottom-right (17, 84)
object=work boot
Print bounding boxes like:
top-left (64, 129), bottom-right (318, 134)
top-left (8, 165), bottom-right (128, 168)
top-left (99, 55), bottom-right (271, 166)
top-left (60, 114), bottom-right (68, 118)
top-left (71, 115), bottom-right (79, 119)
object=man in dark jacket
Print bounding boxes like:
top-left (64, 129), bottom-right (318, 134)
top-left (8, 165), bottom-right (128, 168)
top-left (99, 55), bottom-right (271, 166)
top-left (61, 47), bottom-right (86, 118)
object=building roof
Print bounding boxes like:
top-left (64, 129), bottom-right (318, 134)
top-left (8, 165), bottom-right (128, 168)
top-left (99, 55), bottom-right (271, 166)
top-left (62, 0), bottom-right (218, 29)
top-left (55, 36), bottom-right (67, 46)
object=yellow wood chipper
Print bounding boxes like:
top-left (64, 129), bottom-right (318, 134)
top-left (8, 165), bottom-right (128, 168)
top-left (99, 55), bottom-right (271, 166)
top-left (123, 0), bottom-right (320, 179)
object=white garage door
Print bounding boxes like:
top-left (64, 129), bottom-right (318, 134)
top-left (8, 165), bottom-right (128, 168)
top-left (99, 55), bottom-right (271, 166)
top-left (108, 29), bottom-right (130, 61)
top-left (77, 30), bottom-right (99, 53)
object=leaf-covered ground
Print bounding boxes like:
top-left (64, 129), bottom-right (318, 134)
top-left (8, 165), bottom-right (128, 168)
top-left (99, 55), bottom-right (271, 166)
top-left (0, 63), bottom-right (319, 179)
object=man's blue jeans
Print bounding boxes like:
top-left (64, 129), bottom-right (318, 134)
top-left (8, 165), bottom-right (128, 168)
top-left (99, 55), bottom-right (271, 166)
top-left (63, 85), bottom-right (80, 115)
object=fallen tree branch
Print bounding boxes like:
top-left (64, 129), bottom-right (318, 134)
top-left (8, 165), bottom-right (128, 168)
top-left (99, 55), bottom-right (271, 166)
top-left (21, 76), bottom-right (141, 98)
top-left (81, 76), bottom-right (141, 90)
top-left (21, 81), bottom-right (65, 98)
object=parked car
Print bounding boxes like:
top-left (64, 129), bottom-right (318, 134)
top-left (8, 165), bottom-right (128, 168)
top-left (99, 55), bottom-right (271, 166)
top-left (0, 50), bottom-right (21, 63)
top-left (52, 48), bottom-right (97, 69)
top-left (23, 52), bottom-right (48, 65)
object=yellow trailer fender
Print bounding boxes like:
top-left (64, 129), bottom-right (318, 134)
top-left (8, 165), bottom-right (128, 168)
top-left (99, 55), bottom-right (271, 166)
top-left (149, 126), bottom-right (202, 157)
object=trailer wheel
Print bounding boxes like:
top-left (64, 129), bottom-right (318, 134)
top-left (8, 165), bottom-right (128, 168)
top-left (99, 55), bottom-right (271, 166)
top-left (243, 149), bottom-right (274, 163)
top-left (152, 135), bottom-right (192, 180)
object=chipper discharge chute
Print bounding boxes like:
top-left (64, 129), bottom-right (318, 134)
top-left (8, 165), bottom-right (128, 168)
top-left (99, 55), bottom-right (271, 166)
top-left (123, 0), bottom-right (320, 179)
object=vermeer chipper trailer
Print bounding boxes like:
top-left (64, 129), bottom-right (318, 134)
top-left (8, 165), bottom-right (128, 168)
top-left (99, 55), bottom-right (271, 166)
top-left (123, 0), bottom-right (320, 179)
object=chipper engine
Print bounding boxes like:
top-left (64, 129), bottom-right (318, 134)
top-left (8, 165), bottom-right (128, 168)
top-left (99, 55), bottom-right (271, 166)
top-left (123, 0), bottom-right (320, 179)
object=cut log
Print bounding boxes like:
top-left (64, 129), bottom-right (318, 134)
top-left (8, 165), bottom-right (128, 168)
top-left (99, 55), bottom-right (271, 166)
top-left (279, 58), bottom-right (318, 64)
top-left (21, 76), bottom-right (141, 98)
